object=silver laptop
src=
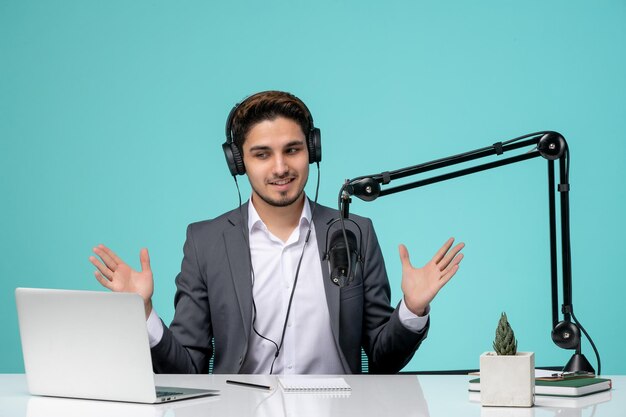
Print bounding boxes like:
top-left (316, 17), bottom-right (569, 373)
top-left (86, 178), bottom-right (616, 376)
top-left (15, 288), bottom-right (218, 403)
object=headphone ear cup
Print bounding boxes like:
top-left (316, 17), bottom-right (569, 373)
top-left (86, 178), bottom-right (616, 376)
top-left (308, 127), bottom-right (322, 163)
top-left (222, 142), bottom-right (246, 176)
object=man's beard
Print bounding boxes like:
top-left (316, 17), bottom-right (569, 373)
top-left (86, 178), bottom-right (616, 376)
top-left (257, 190), bottom-right (302, 207)
top-left (252, 177), bottom-right (308, 208)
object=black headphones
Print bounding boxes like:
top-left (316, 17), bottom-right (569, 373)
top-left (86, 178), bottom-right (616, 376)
top-left (221, 91), bottom-right (322, 176)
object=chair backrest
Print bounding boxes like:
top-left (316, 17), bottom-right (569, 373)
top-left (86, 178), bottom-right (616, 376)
top-left (207, 340), bottom-right (369, 374)
top-left (208, 338), bottom-right (215, 374)
top-left (361, 348), bottom-right (369, 373)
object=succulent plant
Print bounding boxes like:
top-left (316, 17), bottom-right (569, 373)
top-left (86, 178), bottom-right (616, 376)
top-left (493, 312), bottom-right (518, 355)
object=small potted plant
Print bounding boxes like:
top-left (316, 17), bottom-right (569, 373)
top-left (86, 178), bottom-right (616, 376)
top-left (480, 312), bottom-right (535, 407)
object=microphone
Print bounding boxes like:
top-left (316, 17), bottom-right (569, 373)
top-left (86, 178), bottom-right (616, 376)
top-left (327, 229), bottom-right (359, 287)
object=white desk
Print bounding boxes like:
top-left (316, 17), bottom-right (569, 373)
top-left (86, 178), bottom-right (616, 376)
top-left (0, 374), bottom-right (623, 417)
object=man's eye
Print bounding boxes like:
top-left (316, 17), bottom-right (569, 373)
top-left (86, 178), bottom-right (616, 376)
top-left (286, 147), bottom-right (301, 154)
top-left (254, 152), bottom-right (268, 159)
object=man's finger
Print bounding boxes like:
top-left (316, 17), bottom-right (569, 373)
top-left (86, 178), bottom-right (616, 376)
top-left (97, 244), bottom-right (124, 265)
top-left (439, 264), bottom-right (460, 286)
top-left (140, 248), bottom-right (151, 272)
top-left (441, 252), bottom-right (464, 276)
top-left (438, 242), bottom-right (465, 271)
top-left (431, 238), bottom-right (455, 264)
top-left (94, 271), bottom-right (113, 289)
top-left (89, 255), bottom-right (113, 279)
top-left (398, 244), bottom-right (411, 268)
top-left (93, 246), bottom-right (118, 270)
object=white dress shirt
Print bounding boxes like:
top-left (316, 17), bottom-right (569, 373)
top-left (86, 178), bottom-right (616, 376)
top-left (146, 198), bottom-right (429, 373)
top-left (239, 198), bottom-right (343, 373)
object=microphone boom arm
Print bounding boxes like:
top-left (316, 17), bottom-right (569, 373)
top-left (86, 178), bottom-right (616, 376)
top-left (340, 131), bottom-right (598, 374)
top-left (344, 136), bottom-right (540, 202)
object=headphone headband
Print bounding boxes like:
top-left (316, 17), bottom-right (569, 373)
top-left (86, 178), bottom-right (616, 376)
top-left (221, 91), bottom-right (322, 176)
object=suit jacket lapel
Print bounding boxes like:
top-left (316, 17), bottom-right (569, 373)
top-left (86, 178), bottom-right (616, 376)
top-left (224, 204), bottom-right (253, 347)
top-left (312, 202), bottom-right (342, 346)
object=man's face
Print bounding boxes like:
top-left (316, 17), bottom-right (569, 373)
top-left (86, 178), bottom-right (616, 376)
top-left (242, 116), bottom-right (309, 209)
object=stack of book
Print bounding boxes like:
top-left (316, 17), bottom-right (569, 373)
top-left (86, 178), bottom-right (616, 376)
top-left (468, 373), bottom-right (612, 408)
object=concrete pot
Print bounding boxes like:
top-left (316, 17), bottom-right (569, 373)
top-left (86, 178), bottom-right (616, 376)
top-left (480, 351), bottom-right (535, 407)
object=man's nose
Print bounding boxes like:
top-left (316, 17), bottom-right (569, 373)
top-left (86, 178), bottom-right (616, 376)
top-left (272, 155), bottom-right (289, 175)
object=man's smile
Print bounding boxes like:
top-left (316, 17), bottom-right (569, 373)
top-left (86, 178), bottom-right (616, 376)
top-left (268, 177), bottom-right (296, 186)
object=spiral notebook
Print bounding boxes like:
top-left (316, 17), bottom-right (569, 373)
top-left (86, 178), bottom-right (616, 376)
top-left (278, 377), bottom-right (351, 393)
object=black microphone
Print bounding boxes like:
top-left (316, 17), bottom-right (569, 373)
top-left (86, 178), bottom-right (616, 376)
top-left (327, 229), bottom-right (358, 287)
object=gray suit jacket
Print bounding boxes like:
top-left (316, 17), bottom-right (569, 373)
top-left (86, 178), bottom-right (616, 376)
top-left (151, 201), bottom-right (428, 374)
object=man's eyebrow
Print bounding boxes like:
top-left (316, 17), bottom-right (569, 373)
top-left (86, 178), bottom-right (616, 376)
top-left (284, 140), bottom-right (306, 147)
top-left (247, 140), bottom-right (306, 153)
top-left (248, 145), bottom-right (272, 152)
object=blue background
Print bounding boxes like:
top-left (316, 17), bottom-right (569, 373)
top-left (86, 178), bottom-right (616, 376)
top-left (2, 0), bottom-right (625, 374)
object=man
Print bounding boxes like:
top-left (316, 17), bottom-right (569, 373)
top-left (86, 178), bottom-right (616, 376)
top-left (89, 91), bottom-right (464, 374)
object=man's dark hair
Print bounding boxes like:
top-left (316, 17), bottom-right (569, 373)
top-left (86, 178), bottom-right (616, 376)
top-left (229, 91), bottom-right (312, 151)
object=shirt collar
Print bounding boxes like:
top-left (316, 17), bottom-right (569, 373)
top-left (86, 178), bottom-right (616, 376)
top-left (247, 196), bottom-right (312, 234)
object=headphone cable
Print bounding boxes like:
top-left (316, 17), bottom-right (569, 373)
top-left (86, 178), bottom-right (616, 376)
top-left (268, 162), bottom-right (321, 373)
top-left (234, 162), bottom-right (321, 374)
